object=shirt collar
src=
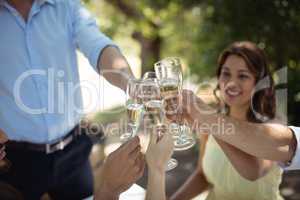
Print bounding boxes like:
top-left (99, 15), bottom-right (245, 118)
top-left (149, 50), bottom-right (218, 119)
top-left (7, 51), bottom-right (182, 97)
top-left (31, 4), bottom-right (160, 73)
top-left (0, 0), bottom-right (56, 7)
top-left (39, 0), bottom-right (56, 6)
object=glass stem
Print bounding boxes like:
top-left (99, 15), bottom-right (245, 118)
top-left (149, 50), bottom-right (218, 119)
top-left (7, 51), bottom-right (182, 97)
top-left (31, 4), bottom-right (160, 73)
top-left (129, 124), bottom-right (138, 137)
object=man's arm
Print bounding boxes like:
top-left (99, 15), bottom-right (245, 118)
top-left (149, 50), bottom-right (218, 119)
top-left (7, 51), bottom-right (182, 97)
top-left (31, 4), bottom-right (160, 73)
top-left (70, 0), bottom-right (135, 92)
top-left (0, 129), bottom-right (8, 161)
top-left (94, 187), bottom-right (118, 200)
top-left (97, 46), bottom-right (134, 92)
top-left (94, 136), bottom-right (145, 200)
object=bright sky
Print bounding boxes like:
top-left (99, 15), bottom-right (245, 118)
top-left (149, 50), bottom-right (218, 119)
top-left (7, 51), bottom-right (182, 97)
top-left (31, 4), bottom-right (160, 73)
top-left (77, 51), bottom-right (126, 114)
top-left (77, 51), bottom-right (200, 115)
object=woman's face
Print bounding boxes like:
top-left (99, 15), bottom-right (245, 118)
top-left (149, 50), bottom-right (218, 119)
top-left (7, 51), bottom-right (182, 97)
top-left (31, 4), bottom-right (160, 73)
top-left (218, 55), bottom-right (256, 110)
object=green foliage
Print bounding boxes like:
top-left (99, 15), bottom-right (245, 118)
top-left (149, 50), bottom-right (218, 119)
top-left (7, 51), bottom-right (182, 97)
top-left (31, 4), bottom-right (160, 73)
top-left (187, 0), bottom-right (300, 77)
top-left (288, 67), bottom-right (300, 125)
top-left (194, 0), bottom-right (300, 124)
top-left (86, 0), bottom-right (300, 124)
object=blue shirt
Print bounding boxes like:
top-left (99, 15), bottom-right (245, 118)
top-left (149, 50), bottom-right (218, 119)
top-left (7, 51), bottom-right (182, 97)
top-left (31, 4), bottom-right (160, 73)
top-left (283, 126), bottom-right (300, 170)
top-left (0, 0), bottom-right (116, 143)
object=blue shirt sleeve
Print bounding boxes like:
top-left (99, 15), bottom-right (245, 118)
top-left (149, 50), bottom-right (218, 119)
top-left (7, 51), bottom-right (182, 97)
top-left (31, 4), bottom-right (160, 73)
top-left (70, 0), bottom-right (118, 72)
top-left (281, 126), bottom-right (300, 170)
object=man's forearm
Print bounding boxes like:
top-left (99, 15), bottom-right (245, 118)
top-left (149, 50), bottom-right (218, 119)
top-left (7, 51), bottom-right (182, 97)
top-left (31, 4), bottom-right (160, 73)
top-left (199, 113), bottom-right (295, 162)
top-left (94, 185), bottom-right (119, 200)
top-left (98, 46), bottom-right (134, 91)
top-left (94, 192), bottom-right (118, 200)
top-left (0, 129), bottom-right (8, 143)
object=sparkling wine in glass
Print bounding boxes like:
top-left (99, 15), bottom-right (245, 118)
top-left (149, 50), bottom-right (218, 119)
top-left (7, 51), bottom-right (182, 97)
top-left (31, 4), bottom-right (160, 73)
top-left (155, 57), bottom-right (196, 151)
top-left (141, 74), bottom-right (178, 171)
top-left (144, 100), bottom-right (164, 125)
top-left (120, 79), bottom-right (144, 142)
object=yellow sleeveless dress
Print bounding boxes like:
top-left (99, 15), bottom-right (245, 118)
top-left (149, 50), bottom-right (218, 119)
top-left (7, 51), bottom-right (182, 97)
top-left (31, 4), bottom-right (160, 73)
top-left (202, 135), bottom-right (283, 200)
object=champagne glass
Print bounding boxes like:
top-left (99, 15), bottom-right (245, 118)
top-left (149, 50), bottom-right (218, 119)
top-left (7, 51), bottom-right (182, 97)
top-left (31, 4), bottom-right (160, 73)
top-left (143, 71), bottom-right (157, 80)
top-left (141, 74), bottom-right (178, 171)
top-left (155, 57), bottom-right (196, 151)
top-left (120, 79), bottom-right (144, 142)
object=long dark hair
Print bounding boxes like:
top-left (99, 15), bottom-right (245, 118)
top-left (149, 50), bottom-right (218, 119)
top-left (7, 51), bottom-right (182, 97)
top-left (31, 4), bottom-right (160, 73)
top-left (214, 41), bottom-right (276, 123)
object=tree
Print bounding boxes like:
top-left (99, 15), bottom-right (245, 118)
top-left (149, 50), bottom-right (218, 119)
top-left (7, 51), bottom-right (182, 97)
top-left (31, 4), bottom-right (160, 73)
top-left (86, 0), bottom-right (201, 75)
top-left (86, 0), bottom-right (300, 124)
top-left (193, 0), bottom-right (300, 124)
top-left (191, 0), bottom-right (300, 73)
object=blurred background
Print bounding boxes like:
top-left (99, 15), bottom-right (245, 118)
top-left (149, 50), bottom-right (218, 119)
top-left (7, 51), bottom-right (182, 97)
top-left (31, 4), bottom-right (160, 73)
top-left (76, 0), bottom-right (300, 199)
top-left (81, 0), bottom-right (300, 125)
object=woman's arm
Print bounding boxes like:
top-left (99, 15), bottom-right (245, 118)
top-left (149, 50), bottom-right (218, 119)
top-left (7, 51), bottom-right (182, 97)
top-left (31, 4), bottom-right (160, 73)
top-left (204, 114), bottom-right (294, 163)
top-left (169, 135), bottom-right (211, 200)
top-left (145, 129), bottom-right (174, 200)
top-left (146, 169), bottom-right (167, 200)
top-left (214, 137), bottom-right (274, 181)
top-left (180, 90), bottom-right (295, 163)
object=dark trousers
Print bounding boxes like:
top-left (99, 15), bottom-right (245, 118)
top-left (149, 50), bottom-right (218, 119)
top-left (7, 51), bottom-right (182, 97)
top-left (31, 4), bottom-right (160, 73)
top-left (0, 134), bottom-right (94, 200)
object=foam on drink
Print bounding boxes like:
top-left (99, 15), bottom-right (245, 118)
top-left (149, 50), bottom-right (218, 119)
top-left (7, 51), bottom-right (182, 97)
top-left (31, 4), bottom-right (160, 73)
top-left (144, 100), bottom-right (163, 125)
top-left (126, 103), bottom-right (143, 126)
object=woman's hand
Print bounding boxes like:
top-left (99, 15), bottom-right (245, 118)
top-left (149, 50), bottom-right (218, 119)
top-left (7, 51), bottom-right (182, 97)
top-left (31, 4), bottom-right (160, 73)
top-left (0, 129), bottom-right (8, 161)
top-left (146, 126), bottom-right (174, 173)
top-left (167, 89), bottom-right (214, 126)
top-left (145, 127), bottom-right (173, 200)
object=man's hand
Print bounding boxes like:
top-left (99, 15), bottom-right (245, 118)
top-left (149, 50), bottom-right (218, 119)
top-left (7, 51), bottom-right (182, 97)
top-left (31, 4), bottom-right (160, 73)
top-left (95, 136), bottom-right (145, 200)
top-left (0, 129), bottom-right (8, 161)
top-left (146, 127), bottom-right (174, 173)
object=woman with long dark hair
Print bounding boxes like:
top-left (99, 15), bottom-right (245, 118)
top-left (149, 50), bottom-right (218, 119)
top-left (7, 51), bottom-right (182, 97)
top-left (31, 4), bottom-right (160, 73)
top-left (145, 41), bottom-right (283, 200)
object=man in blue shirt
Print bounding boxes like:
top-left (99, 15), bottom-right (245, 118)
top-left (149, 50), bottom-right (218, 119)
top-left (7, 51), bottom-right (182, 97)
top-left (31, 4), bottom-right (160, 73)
top-left (0, 0), bottom-right (144, 199)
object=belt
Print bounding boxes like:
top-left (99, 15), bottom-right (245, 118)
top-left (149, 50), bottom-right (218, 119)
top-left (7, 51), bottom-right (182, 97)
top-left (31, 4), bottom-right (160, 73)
top-left (7, 125), bottom-right (84, 154)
